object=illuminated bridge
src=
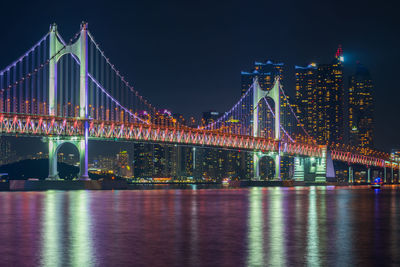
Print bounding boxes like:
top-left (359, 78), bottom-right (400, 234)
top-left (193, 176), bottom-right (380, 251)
top-left (0, 23), bottom-right (398, 182)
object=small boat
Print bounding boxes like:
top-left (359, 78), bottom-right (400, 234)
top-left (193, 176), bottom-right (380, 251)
top-left (371, 177), bottom-right (384, 189)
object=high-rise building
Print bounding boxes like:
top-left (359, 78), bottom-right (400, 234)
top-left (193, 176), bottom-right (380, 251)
top-left (116, 151), bottom-right (132, 178)
top-left (295, 46), bottom-right (344, 144)
top-left (241, 60), bottom-right (284, 96)
top-left (294, 63), bottom-right (317, 134)
top-left (348, 63), bottom-right (374, 148)
top-left (0, 137), bottom-right (16, 165)
top-left (133, 143), bottom-right (153, 178)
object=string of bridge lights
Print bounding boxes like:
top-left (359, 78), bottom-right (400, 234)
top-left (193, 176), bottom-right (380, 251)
top-left (0, 33), bottom-right (49, 76)
top-left (200, 83), bottom-right (253, 130)
top-left (278, 83), bottom-right (314, 141)
top-left (0, 30), bottom-right (81, 93)
top-left (87, 31), bottom-right (193, 130)
top-left (263, 97), bottom-right (294, 143)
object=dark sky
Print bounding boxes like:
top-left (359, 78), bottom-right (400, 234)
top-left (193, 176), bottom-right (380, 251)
top-left (0, 0), bottom-right (399, 152)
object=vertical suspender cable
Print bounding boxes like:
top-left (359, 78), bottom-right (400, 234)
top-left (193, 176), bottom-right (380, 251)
top-left (13, 64), bottom-right (17, 113)
top-left (95, 45), bottom-right (99, 120)
top-left (105, 56), bottom-right (109, 120)
top-left (37, 44), bottom-right (41, 114)
top-left (43, 39), bottom-right (47, 115)
top-left (0, 74), bottom-right (3, 112)
top-left (100, 48), bottom-right (104, 120)
top-left (25, 53), bottom-right (29, 113)
top-left (65, 56), bottom-right (69, 117)
top-left (59, 56), bottom-right (63, 117)
top-left (90, 39), bottom-right (94, 118)
top-left (71, 52), bottom-right (75, 117)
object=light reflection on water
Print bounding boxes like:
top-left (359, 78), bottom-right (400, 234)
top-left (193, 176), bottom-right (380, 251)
top-left (41, 191), bottom-right (61, 267)
top-left (247, 187), bottom-right (264, 266)
top-left (0, 186), bottom-right (400, 266)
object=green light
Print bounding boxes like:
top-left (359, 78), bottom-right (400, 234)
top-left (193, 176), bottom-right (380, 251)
top-left (247, 187), bottom-right (264, 266)
top-left (70, 191), bottom-right (93, 266)
top-left (41, 191), bottom-right (61, 267)
top-left (269, 188), bottom-right (285, 266)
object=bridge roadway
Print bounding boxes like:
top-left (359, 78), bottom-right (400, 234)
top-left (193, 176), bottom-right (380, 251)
top-left (0, 112), bottom-right (393, 169)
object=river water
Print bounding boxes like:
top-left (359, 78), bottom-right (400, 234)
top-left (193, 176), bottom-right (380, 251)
top-left (1, 186), bottom-right (400, 266)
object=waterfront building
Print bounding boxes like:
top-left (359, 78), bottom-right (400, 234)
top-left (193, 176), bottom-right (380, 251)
top-left (133, 143), bottom-right (153, 178)
top-left (116, 151), bottom-right (132, 178)
top-left (241, 60), bottom-right (284, 96)
top-left (295, 45), bottom-right (344, 144)
top-left (348, 63), bottom-right (374, 149)
top-left (0, 137), bottom-right (16, 165)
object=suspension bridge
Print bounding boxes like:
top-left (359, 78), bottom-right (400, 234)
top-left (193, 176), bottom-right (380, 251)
top-left (0, 23), bottom-right (398, 182)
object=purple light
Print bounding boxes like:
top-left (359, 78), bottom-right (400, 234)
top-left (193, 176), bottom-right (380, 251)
top-left (0, 32), bottom-right (49, 76)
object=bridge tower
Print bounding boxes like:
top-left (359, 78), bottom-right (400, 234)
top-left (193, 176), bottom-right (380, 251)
top-left (47, 22), bottom-right (89, 180)
top-left (253, 77), bottom-right (281, 180)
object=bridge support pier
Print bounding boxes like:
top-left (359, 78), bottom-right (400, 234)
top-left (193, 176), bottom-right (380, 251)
top-left (315, 146), bottom-right (327, 183)
top-left (294, 157), bottom-right (304, 181)
top-left (79, 133), bottom-right (89, 180)
top-left (367, 168), bottom-right (371, 183)
top-left (384, 167), bottom-right (387, 183)
top-left (274, 153), bottom-right (281, 180)
top-left (251, 77), bottom-right (281, 181)
top-left (348, 166), bottom-right (353, 183)
top-left (391, 166), bottom-right (394, 184)
top-left (397, 164), bottom-right (400, 184)
top-left (47, 138), bottom-right (60, 180)
top-left (253, 152), bottom-right (260, 180)
top-left (47, 23), bottom-right (90, 181)
top-left (46, 137), bottom-right (89, 180)
top-left (253, 152), bottom-right (280, 180)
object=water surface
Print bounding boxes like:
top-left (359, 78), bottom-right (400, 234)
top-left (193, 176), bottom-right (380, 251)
top-left (1, 186), bottom-right (400, 266)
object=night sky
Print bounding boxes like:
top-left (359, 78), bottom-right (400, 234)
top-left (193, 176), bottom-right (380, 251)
top-left (0, 0), bottom-right (399, 152)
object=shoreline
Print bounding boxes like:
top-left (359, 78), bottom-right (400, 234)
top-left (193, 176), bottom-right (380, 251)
top-left (0, 180), bottom-right (397, 191)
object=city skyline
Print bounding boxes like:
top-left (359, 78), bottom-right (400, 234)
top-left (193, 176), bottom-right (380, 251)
top-left (1, 2), bottom-right (400, 267)
top-left (0, 0), bottom-right (398, 151)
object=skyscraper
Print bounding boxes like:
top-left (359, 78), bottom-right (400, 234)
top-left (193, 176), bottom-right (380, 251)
top-left (294, 63), bottom-right (317, 135)
top-left (241, 61), bottom-right (284, 94)
top-left (133, 143), bottom-right (153, 178)
top-left (348, 63), bottom-right (374, 149)
top-left (295, 46), bottom-right (344, 144)
top-left (0, 137), bottom-right (16, 165)
top-left (116, 151), bottom-right (132, 178)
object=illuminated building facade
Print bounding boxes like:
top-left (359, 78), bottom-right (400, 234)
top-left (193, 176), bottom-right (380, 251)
top-left (294, 64), bottom-right (317, 133)
top-left (133, 143), bottom-right (153, 178)
top-left (153, 144), bottom-right (178, 178)
top-left (348, 63), bottom-right (374, 148)
top-left (295, 46), bottom-right (344, 144)
top-left (116, 151), bottom-right (132, 178)
top-left (241, 60), bottom-right (284, 96)
top-left (0, 137), bottom-right (15, 165)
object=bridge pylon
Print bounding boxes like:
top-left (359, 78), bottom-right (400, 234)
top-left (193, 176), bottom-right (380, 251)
top-left (293, 146), bottom-right (327, 183)
top-left (252, 76), bottom-right (281, 180)
top-left (46, 22), bottom-right (89, 180)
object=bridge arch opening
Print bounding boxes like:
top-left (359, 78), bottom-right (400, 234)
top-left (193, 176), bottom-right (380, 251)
top-left (48, 139), bottom-right (83, 180)
top-left (56, 142), bottom-right (80, 179)
top-left (258, 155), bottom-right (275, 180)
